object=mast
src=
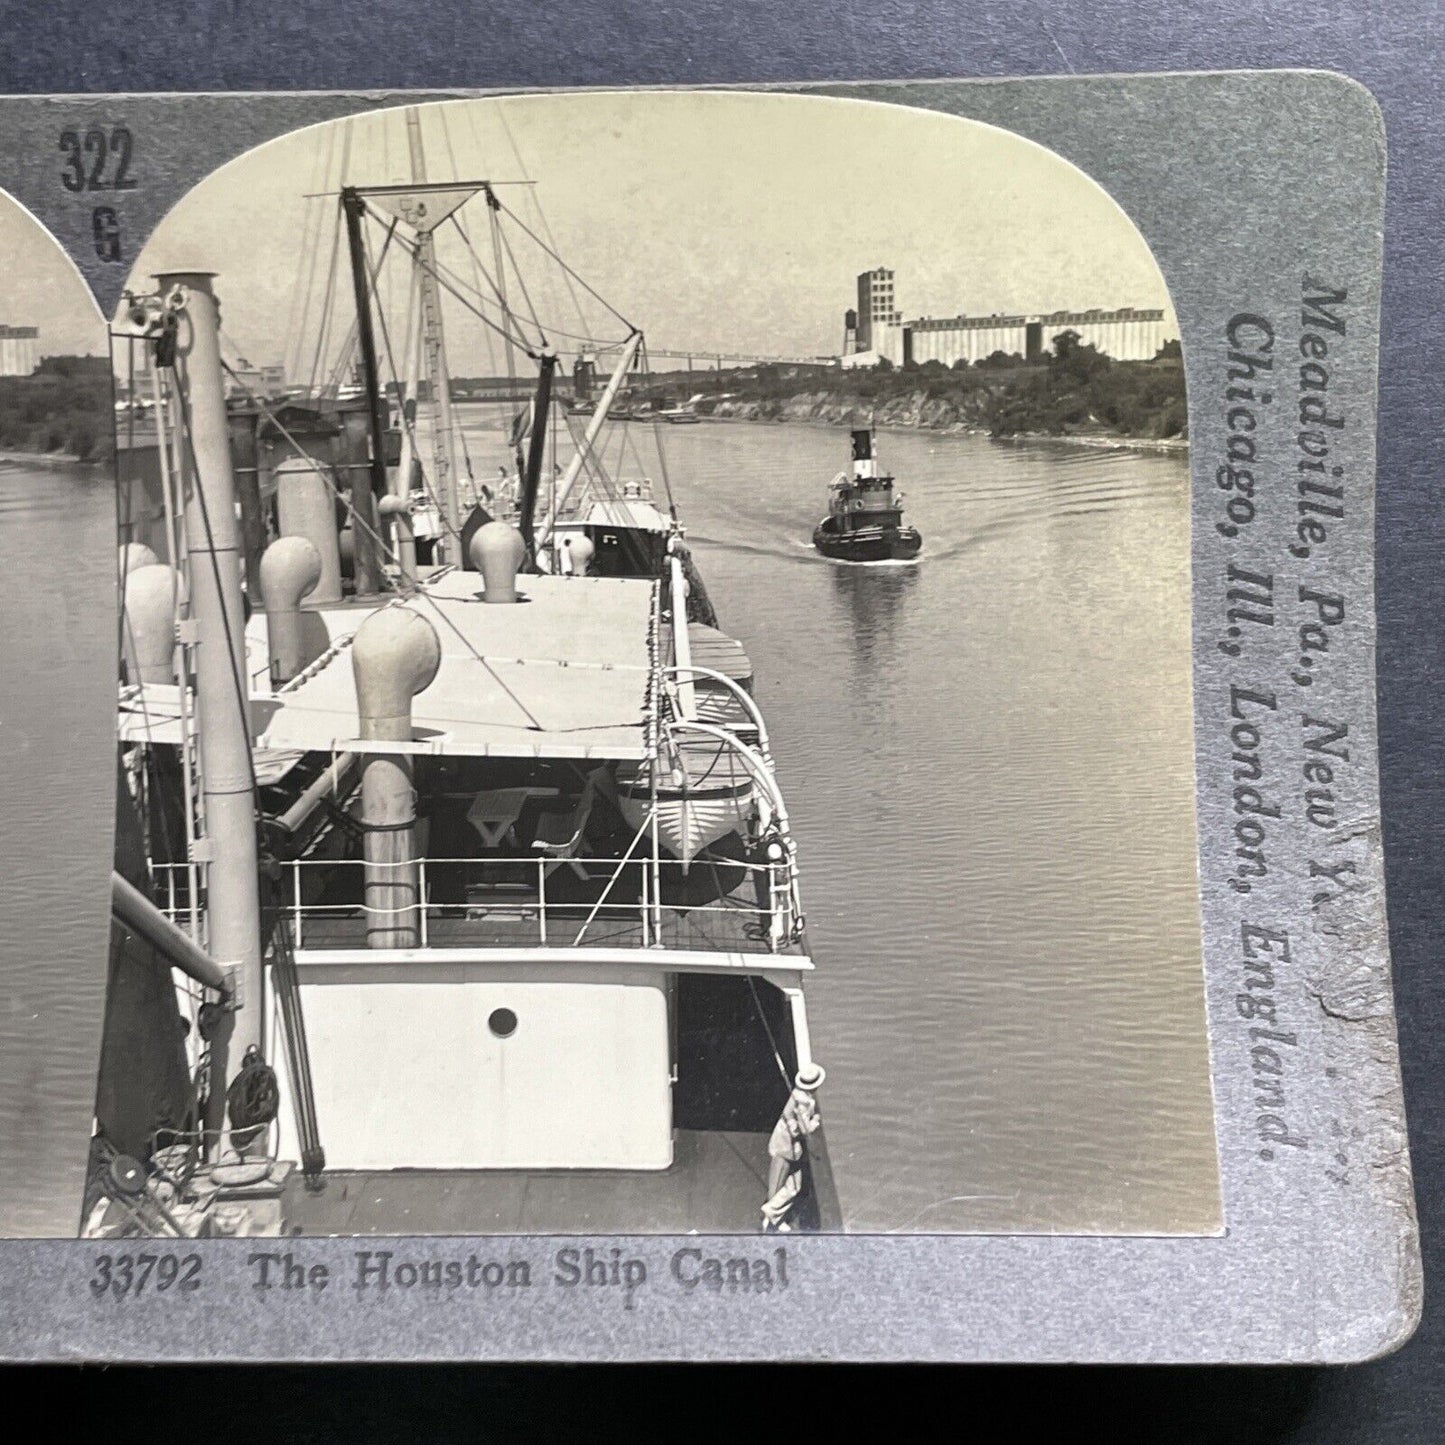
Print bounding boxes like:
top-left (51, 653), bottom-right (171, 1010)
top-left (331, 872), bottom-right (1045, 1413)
top-left (518, 351), bottom-right (557, 560)
top-left (390, 264), bottom-right (423, 585)
top-left (156, 270), bottom-right (264, 1148)
top-left (405, 109), bottom-right (463, 565)
top-left (338, 188), bottom-right (389, 595)
top-left (538, 330), bottom-right (644, 548)
top-left (485, 183), bottom-right (517, 386)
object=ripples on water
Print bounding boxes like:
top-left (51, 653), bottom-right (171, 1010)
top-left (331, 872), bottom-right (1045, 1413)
top-left (647, 422), bottom-right (1221, 1235)
top-left (0, 423), bottom-right (1220, 1236)
top-left (0, 463), bottom-right (116, 1235)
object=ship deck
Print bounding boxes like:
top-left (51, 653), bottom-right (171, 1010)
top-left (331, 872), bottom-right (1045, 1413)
top-left (282, 1129), bottom-right (774, 1234)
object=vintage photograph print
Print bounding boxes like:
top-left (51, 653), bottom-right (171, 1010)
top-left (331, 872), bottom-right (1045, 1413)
top-left (0, 74), bottom-right (1416, 1362)
top-left (8, 92), bottom-right (1218, 1241)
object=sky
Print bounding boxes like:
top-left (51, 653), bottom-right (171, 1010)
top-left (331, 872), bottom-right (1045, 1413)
top-left (0, 195), bottom-right (105, 358)
top-left (104, 90), bottom-right (1180, 378)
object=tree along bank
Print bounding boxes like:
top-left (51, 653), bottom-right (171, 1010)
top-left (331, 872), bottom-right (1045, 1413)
top-left (0, 356), bottom-right (113, 462)
top-left (635, 333), bottom-right (1187, 448)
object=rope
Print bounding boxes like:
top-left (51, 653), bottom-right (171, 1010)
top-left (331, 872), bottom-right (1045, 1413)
top-left (225, 1044), bottom-right (280, 1137)
top-left (746, 975), bottom-right (792, 1088)
top-left (262, 876), bottom-right (325, 1179)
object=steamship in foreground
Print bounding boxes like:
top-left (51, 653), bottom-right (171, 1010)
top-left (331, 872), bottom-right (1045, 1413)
top-left (95, 111), bottom-right (837, 1238)
top-left (813, 428), bottom-right (923, 563)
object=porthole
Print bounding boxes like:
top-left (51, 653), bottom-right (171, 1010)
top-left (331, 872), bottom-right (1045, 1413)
top-left (488, 1007), bottom-right (518, 1039)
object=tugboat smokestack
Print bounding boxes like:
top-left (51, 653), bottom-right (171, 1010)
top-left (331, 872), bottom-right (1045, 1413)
top-left (260, 535), bottom-right (323, 685)
top-left (351, 606), bottom-right (442, 948)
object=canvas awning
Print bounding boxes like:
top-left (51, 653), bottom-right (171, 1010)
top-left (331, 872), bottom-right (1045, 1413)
top-left (119, 572), bottom-right (659, 760)
top-left (262, 572), bottom-right (657, 760)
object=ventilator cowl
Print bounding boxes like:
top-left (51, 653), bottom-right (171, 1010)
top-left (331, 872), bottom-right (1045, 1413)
top-left (119, 542), bottom-right (160, 575)
top-left (567, 534), bottom-right (595, 577)
top-left (260, 535), bottom-right (324, 685)
top-left (121, 563), bottom-right (185, 685)
top-left (351, 605), bottom-right (442, 740)
top-left (470, 521), bottom-right (526, 603)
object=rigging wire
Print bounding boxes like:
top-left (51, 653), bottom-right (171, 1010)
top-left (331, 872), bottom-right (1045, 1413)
top-left (491, 192), bottom-right (635, 332)
top-left (284, 124), bottom-right (334, 385)
top-left (217, 358), bottom-right (546, 731)
top-left (372, 214), bottom-right (542, 359)
top-left (638, 340), bottom-right (678, 519)
top-left (112, 328), bottom-right (135, 666)
top-left (493, 102), bottom-right (589, 341)
top-left (747, 974), bottom-right (794, 1089)
top-left (435, 108), bottom-right (506, 381)
top-left (109, 327), bottom-right (184, 885)
top-left (351, 228), bottom-right (466, 548)
top-left (109, 332), bottom-right (194, 898)
top-left (492, 211), bottom-right (549, 350)
top-left (413, 225), bottom-right (623, 353)
top-left (305, 122), bottom-right (353, 396)
top-left (439, 211), bottom-right (533, 353)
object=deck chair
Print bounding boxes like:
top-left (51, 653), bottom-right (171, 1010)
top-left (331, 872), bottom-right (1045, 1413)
top-left (532, 770), bottom-right (602, 880)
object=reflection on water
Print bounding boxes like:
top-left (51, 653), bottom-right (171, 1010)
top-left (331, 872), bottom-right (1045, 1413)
top-left (0, 418), bottom-right (1221, 1237)
top-left (828, 562), bottom-right (921, 679)
top-left (629, 419), bottom-right (1220, 1236)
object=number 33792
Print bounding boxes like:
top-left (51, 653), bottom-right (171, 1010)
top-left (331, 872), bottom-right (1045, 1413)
top-left (90, 1253), bottom-right (201, 1299)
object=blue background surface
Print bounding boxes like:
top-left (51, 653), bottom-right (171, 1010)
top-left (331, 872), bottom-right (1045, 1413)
top-left (0, 1), bottom-right (1439, 1433)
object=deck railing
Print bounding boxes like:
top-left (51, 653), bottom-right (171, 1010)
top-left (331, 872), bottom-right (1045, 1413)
top-left (150, 851), bottom-right (802, 956)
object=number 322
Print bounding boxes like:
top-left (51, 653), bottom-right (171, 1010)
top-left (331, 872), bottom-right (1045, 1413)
top-left (59, 126), bottom-right (136, 193)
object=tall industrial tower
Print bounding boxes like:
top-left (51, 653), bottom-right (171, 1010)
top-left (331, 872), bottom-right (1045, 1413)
top-left (855, 268), bottom-right (899, 352)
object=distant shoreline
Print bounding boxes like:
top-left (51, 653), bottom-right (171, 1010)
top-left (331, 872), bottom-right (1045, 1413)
top-left (0, 448), bottom-right (94, 470)
top-left (694, 410), bottom-right (1189, 458)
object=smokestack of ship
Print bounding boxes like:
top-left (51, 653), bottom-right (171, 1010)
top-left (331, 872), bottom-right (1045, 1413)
top-left (274, 457), bottom-right (344, 604)
top-left (573, 351), bottom-right (596, 404)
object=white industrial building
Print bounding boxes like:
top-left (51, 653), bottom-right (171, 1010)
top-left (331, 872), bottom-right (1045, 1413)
top-left (0, 324), bottom-right (38, 376)
top-left (840, 268), bottom-right (1175, 367)
top-left (902, 306), bottom-right (1171, 366)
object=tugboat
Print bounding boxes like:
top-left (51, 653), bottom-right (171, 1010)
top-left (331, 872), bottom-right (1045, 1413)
top-left (812, 428), bottom-right (923, 563)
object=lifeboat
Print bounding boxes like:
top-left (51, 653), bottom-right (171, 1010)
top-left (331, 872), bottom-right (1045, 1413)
top-left (616, 731), bottom-right (755, 871)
